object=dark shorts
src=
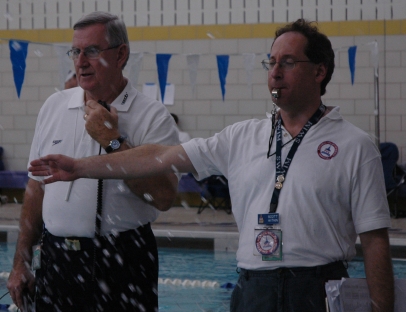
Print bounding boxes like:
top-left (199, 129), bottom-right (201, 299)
top-left (35, 224), bottom-right (158, 312)
top-left (230, 261), bottom-right (349, 312)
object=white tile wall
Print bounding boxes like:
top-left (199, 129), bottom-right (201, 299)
top-left (1, 29), bottom-right (406, 170)
top-left (2, 0), bottom-right (404, 31)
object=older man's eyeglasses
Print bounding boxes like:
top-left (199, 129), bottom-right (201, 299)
top-left (66, 44), bottom-right (121, 60)
top-left (261, 59), bottom-right (313, 71)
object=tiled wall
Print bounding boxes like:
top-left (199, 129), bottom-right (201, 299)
top-left (0, 0), bottom-right (405, 170)
top-left (1, 0), bottom-right (405, 30)
top-left (1, 27), bottom-right (406, 170)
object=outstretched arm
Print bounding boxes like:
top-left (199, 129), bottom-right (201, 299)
top-left (29, 144), bottom-right (195, 184)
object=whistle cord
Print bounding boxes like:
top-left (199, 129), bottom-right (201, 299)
top-left (267, 110), bottom-right (297, 158)
top-left (96, 144), bottom-right (103, 236)
top-left (92, 145), bottom-right (104, 284)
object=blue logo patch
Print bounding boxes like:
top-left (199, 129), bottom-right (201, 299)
top-left (52, 140), bottom-right (62, 146)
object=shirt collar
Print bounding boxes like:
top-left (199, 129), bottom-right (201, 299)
top-left (66, 81), bottom-right (137, 112)
top-left (110, 81), bottom-right (137, 112)
top-left (266, 106), bottom-right (342, 120)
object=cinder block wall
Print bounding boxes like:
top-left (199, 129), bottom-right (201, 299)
top-left (1, 31), bottom-right (406, 170)
top-left (0, 0), bottom-right (405, 170)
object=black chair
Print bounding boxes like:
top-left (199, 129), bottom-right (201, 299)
top-left (197, 175), bottom-right (232, 214)
top-left (0, 147), bottom-right (4, 171)
top-left (380, 142), bottom-right (406, 218)
top-left (0, 147), bottom-right (6, 204)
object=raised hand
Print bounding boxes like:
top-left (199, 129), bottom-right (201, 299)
top-left (29, 154), bottom-right (78, 184)
top-left (84, 100), bottom-right (120, 148)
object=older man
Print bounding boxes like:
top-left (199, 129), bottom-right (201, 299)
top-left (8, 11), bottom-right (179, 311)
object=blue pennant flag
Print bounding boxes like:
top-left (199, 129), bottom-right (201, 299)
top-left (156, 54), bottom-right (172, 103)
top-left (9, 40), bottom-right (29, 98)
top-left (216, 55), bottom-right (229, 101)
top-left (348, 46), bottom-right (357, 85)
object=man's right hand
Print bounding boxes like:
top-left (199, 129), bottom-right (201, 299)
top-left (29, 154), bottom-right (77, 184)
top-left (7, 264), bottom-right (35, 310)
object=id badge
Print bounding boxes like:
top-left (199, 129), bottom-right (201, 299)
top-left (253, 228), bottom-right (283, 261)
top-left (31, 244), bottom-right (41, 270)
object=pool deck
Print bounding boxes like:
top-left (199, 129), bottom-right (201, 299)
top-left (0, 203), bottom-right (406, 257)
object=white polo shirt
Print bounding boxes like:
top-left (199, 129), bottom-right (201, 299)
top-left (29, 82), bottom-right (179, 237)
top-left (182, 107), bottom-right (391, 269)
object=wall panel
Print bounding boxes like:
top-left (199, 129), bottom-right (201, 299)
top-left (135, 1), bottom-right (149, 26)
top-left (163, 0), bottom-right (176, 26)
top-left (149, 0), bottom-right (162, 26)
top-left (0, 0), bottom-right (404, 30)
top-left (95, 0), bottom-right (109, 13)
top-left (7, 1), bottom-right (22, 30)
top-left (57, 1), bottom-right (71, 29)
top-left (45, 0), bottom-right (58, 29)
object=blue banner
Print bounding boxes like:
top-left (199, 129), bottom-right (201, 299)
top-left (348, 46), bottom-right (357, 85)
top-left (216, 55), bottom-right (229, 101)
top-left (156, 54), bottom-right (172, 103)
top-left (9, 40), bottom-right (29, 98)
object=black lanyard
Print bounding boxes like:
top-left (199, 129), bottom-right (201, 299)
top-left (269, 104), bottom-right (326, 213)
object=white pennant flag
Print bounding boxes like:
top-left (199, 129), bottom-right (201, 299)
top-left (243, 53), bottom-right (256, 90)
top-left (54, 45), bottom-right (72, 91)
top-left (367, 41), bottom-right (379, 77)
top-left (187, 54), bottom-right (200, 97)
top-left (127, 52), bottom-right (144, 87)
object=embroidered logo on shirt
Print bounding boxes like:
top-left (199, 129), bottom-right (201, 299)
top-left (52, 140), bottom-right (62, 146)
top-left (317, 141), bottom-right (338, 160)
top-left (121, 92), bottom-right (128, 105)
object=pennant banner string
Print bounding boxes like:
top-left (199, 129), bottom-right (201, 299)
top-left (1, 38), bottom-right (378, 100)
top-left (1, 37), bottom-right (377, 56)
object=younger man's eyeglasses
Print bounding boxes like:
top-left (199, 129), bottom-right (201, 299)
top-left (261, 59), bottom-right (313, 71)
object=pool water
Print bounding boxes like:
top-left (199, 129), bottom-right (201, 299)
top-left (158, 248), bottom-right (406, 312)
top-left (158, 248), bottom-right (237, 311)
top-left (0, 244), bottom-right (405, 311)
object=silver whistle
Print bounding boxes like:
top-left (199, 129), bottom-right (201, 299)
top-left (271, 89), bottom-right (280, 99)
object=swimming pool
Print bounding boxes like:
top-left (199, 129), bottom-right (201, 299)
top-left (158, 248), bottom-right (406, 312)
top-left (0, 244), bottom-right (405, 311)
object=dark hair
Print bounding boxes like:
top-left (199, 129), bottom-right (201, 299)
top-left (73, 11), bottom-right (130, 69)
top-left (273, 19), bottom-right (334, 96)
top-left (170, 113), bottom-right (179, 124)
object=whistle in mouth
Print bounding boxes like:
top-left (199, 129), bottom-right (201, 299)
top-left (271, 89), bottom-right (280, 99)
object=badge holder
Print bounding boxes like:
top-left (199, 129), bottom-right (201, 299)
top-left (254, 213), bottom-right (283, 261)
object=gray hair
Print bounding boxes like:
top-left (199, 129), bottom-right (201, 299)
top-left (74, 11), bottom-right (130, 69)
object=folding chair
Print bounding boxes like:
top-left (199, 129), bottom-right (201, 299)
top-left (197, 175), bottom-right (232, 214)
top-left (380, 142), bottom-right (406, 218)
top-left (0, 147), bottom-right (4, 171)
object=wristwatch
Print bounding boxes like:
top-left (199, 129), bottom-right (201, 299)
top-left (105, 136), bottom-right (125, 153)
